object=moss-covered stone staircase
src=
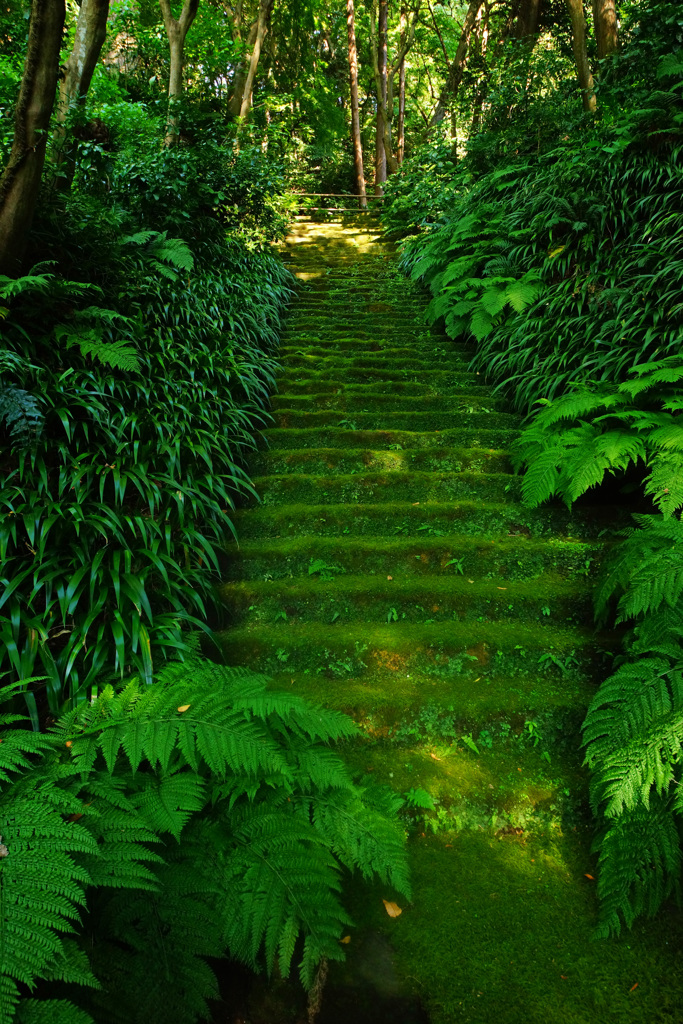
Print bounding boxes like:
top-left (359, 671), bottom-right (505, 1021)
top-left (218, 218), bottom-right (682, 1024)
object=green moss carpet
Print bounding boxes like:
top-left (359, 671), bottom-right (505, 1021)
top-left (219, 218), bottom-right (683, 1024)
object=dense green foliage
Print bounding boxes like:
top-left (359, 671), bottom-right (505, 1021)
top-left (0, 224), bottom-right (291, 716)
top-left (0, 662), bottom-right (409, 1023)
top-left (4, 0), bottom-right (683, 1014)
top-left (385, 0), bottom-right (683, 940)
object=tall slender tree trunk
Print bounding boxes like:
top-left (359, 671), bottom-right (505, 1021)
top-left (159, 0), bottom-right (200, 145)
top-left (0, 0), bottom-right (65, 277)
top-left (374, 0), bottom-right (389, 194)
top-left (592, 0), bottom-right (617, 57)
top-left (430, 0), bottom-right (482, 126)
top-left (397, 6), bottom-right (407, 166)
top-left (228, 0), bottom-right (259, 117)
top-left (53, 0), bottom-right (109, 189)
top-left (565, 0), bottom-right (596, 112)
top-left (346, 0), bottom-right (367, 208)
top-left (238, 0), bottom-right (274, 120)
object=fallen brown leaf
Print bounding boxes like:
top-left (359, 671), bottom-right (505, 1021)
top-left (177, 704), bottom-right (191, 713)
top-left (382, 900), bottom-right (402, 918)
top-left (340, 935), bottom-right (351, 944)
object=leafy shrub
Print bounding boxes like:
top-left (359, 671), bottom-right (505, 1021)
top-left (389, 0), bottom-right (683, 941)
top-left (583, 516), bottom-right (683, 936)
top-left (511, 358), bottom-right (683, 515)
top-left (0, 231), bottom-right (292, 719)
top-left (0, 662), bottom-right (410, 1023)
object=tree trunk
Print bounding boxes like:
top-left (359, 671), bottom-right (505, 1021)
top-left (55, 0), bottom-right (109, 127)
top-left (159, 0), bottom-right (200, 145)
top-left (0, 0), bottom-right (65, 277)
top-left (346, 0), bottom-right (367, 208)
top-left (565, 0), bottom-right (596, 112)
top-left (228, 1), bottom-right (259, 117)
top-left (592, 0), bottom-right (617, 58)
top-left (512, 0), bottom-right (540, 39)
top-left (53, 0), bottom-right (110, 188)
top-left (238, 0), bottom-right (274, 120)
top-left (374, 0), bottom-right (389, 193)
top-left (430, 0), bottom-right (482, 126)
top-left (397, 6), bottom-right (407, 166)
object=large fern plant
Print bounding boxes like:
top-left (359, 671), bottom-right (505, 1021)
top-left (511, 357), bottom-right (683, 516)
top-left (0, 662), bottom-right (409, 1024)
top-left (583, 517), bottom-right (683, 935)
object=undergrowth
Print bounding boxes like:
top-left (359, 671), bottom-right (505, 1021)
top-left (385, 0), bottom-right (683, 940)
top-left (0, 661), bottom-right (409, 1024)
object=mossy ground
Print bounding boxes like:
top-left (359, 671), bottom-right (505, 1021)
top-left (218, 216), bottom-right (683, 1022)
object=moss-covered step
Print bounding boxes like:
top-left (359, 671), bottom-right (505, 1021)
top-left (231, 500), bottom-right (622, 542)
top-left (276, 377), bottom-right (489, 395)
top-left (270, 392), bottom-right (510, 414)
top-left (220, 574), bottom-right (593, 626)
top-left (260, 426), bottom-right (520, 450)
top-left (216, 620), bottom-right (608, 697)
top-left (253, 469), bottom-right (519, 506)
top-left (280, 354), bottom-right (466, 374)
top-left (276, 367), bottom-right (483, 387)
top-left (251, 446), bottom-right (512, 476)
top-left (271, 409), bottom-right (519, 432)
top-left (279, 342), bottom-right (468, 361)
top-left (223, 534), bottom-right (604, 582)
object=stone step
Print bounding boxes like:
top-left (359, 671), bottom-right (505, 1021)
top-left (224, 533), bottom-right (603, 584)
top-left (252, 446), bottom-right (512, 477)
top-left (269, 392), bottom-right (509, 414)
top-left (231, 498), bottom-right (623, 542)
top-left (271, 409), bottom-right (519, 432)
top-left (252, 470), bottom-right (519, 507)
top-left (220, 574), bottom-right (593, 628)
top-left (260, 426), bottom-right (520, 450)
top-left (275, 377), bottom-right (487, 396)
top-left (215, 619), bottom-right (608, 688)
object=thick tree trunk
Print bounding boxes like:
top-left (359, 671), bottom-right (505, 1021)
top-left (159, 0), bottom-right (200, 145)
top-left (565, 0), bottom-right (596, 112)
top-left (592, 0), bottom-right (617, 58)
top-left (238, 0), bottom-right (274, 120)
top-left (0, 0), bottom-right (65, 277)
top-left (346, 0), bottom-right (367, 208)
top-left (430, 0), bottom-right (482, 126)
top-left (397, 6), bottom-right (407, 166)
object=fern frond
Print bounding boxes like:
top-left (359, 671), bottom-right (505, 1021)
top-left (0, 774), bottom-right (96, 1006)
top-left (15, 1000), bottom-right (95, 1024)
top-left (644, 450), bottom-right (683, 515)
top-left (0, 384), bottom-right (44, 447)
top-left (591, 799), bottom-right (681, 938)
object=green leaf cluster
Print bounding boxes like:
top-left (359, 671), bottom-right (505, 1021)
top-left (511, 358), bottom-right (683, 516)
top-left (0, 223), bottom-right (293, 716)
top-left (0, 662), bottom-right (409, 1023)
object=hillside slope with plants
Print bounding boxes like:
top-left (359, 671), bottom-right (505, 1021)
top-left (385, 0), bottom-right (683, 946)
top-left (1, 0), bottom-right (683, 1020)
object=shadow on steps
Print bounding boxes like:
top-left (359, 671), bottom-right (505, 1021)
top-left (211, 932), bottom-right (430, 1024)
